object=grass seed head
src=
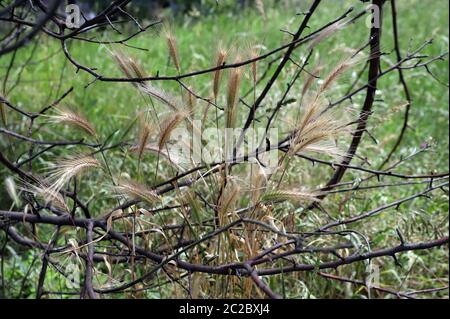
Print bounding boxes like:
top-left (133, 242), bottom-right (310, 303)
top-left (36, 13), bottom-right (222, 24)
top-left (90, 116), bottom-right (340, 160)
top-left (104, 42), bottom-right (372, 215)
top-left (158, 111), bottom-right (187, 150)
top-left (137, 120), bottom-right (153, 161)
top-left (0, 97), bottom-right (7, 127)
top-left (114, 180), bottom-right (161, 204)
top-left (261, 190), bottom-right (320, 204)
top-left (165, 29), bottom-right (181, 73)
top-left (226, 57), bottom-right (243, 128)
top-left (290, 89), bottom-right (350, 159)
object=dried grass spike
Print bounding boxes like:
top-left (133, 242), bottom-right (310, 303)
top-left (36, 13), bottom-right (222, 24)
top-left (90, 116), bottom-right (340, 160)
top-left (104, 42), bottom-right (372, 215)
top-left (48, 108), bottom-right (96, 136)
top-left (22, 180), bottom-right (70, 213)
top-left (301, 65), bottom-right (322, 98)
top-left (249, 47), bottom-right (260, 85)
top-left (226, 59), bottom-right (243, 128)
top-left (218, 179), bottom-right (241, 218)
top-left (140, 85), bottom-right (184, 112)
top-left (114, 180), bottom-right (161, 204)
top-left (255, 0), bottom-right (266, 20)
top-left (112, 51), bottom-right (134, 79)
top-left (158, 112), bottom-right (186, 149)
top-left (308, 20), bottom-right (347, 50)
top-left (290, 100), bottom-right (346, 158)
top-left (165, 30), bottom-right (181, 73)
top-left (318, 59), bottom-right (355, 95)
top-left (137, 121), bottom-right (152, 161)
top-left (250, 165), bottom-right (266, 204)
top-left (185, 87), bottom-right (197, 112)
top-left (5, 177), bottom-right (20, 206)
top-left (261, 190), bottom-right (320, 204)
top-left (213, 48), bottom-right (228, 100)
top-left (128, 57), bottom-right (146, 79)
top-left (48, 155), bottom-right (101, 193)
